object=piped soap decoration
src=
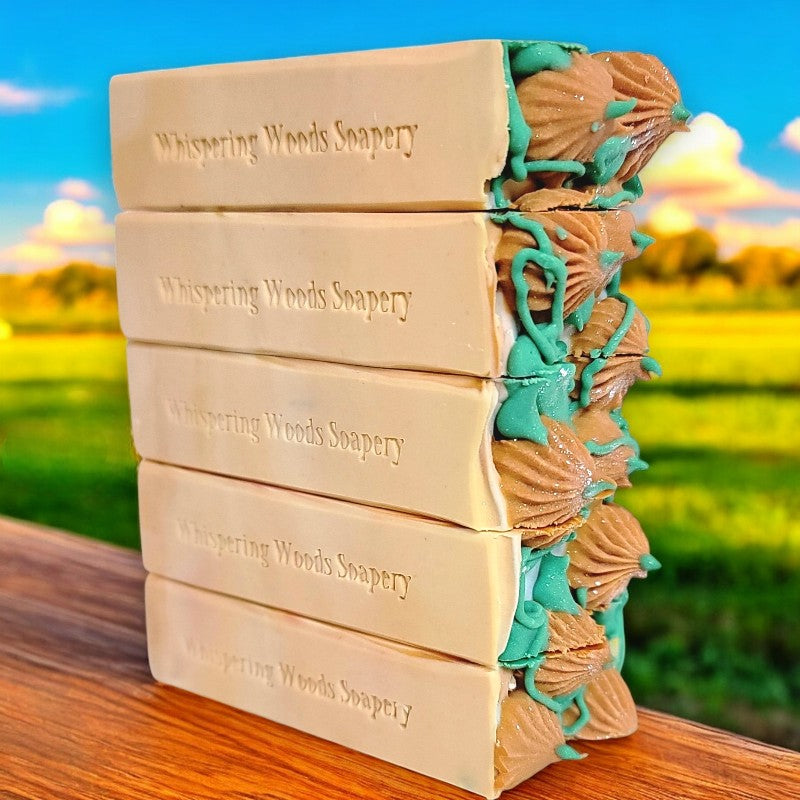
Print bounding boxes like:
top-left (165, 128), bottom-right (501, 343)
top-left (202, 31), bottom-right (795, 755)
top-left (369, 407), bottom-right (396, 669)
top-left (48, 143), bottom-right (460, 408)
top-left (495, 211), bottom-right (628, 325)
top-left (498, 545), bottom-right (611, 746)
top-left (593, 51), bottom-right (690, 183)
top-left (515, 51), bottom-right (625, 187)
top-left (569, 296), bottom-right (650, 358)
top-left (492, 418), bottom-right (615, 534)
top-left (568, 277), bottom-right (661, 409)
top-left (536, 608), bottom-right (610, 696)
top-left (572, 406), bottom-right (646, 489)
top-left (494, 690), bottom-right (567, 791)
top-left (562, 668), bottom-right (638, 740)
top-left (567, 503), bottom-right (658, 611)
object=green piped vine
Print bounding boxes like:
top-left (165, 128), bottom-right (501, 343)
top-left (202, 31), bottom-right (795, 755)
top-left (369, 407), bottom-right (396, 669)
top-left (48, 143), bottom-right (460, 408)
top-left (491, 40), bottom-right (642, 211)
top-left (491, 39), bottom-right (665, 763)
top-left (493, 210), bottom-right (660, 450)
top-left (499, 544), bottom-right (601, 741)
top-left (492, 211), bottom-right (655, 757)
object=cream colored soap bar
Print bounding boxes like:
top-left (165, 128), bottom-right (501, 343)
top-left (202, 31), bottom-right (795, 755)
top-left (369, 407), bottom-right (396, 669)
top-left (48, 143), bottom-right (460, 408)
top-left (128, 342), bottom-right (508, 530)
top-left (148, 574), bottom-right (514, 797)
top-left (116, 210), bottom-right (513, 376)
top-left (111, 41), bottom-right (507, 211)
top-left (140, 460), bottom-right (520, 665)
top-left (111, 42), bottom-right (688, 212)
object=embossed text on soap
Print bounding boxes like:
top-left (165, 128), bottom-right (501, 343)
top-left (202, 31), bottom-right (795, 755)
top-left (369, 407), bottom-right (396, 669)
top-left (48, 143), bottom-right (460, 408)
top-left (180, 637), bottom-right (413, 729)
top-left (262, 121), bottom-right (419, 160)
top-left (156, 274), bottom-right (413, 323)
top-left (183, 637), bottom-right (275, 686)
top-left (165, 398), bottom-right (261, 443)
top-left (279, 661), bottom-right (413, 729)
top-left (161, 399), bottom-right (406, 465)
top-left (262, 412), bottom-right (405, 466)
top-left (172, 518), bottom-right (415, 601)
top-left (151, 120), bottom-right (420, 167)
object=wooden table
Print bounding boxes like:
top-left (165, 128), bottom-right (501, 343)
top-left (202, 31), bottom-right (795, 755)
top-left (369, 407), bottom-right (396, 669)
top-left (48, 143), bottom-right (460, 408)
top-left (1, 516), bottom-right (798, 799)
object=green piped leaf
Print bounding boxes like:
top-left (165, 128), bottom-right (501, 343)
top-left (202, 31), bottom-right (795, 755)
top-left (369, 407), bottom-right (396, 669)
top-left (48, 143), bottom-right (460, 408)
top-left (640, 553), bottom-right (662, 572)
top-left (556, 744), bottom-right (586, 761)
top-left (510, 41), bottom-right (573, 76)
top-left (622, 174), bottom-right (644, 198)
top-left (502, 44), bottom-right (533, 182)
top-left (532, 553), bottom-right (581, 614)
top-left (605, 98), bottom-right (637, 119)
top-left (495, 383), bottom-right (550, 444)
top-left (600, 249), bottom-right (625, 268)
top-left (507, 334), bottom-right (548, 376)
top-left (631, 229), bottom-right (656, 251)
top-left (641, 355), bottom-right (663, 377)
top-left (585, 135), bottom-right (631, 185)
top-left (585, 479), bottom-right (615, 499)
top-left (627, 456), bottom-right (649, 474)
top-left (589, 189), bottom-right (637, 209)
top-left (671, 102), bottom-right (691, 123)
top-left (566, 294), bottom-right (596, 332)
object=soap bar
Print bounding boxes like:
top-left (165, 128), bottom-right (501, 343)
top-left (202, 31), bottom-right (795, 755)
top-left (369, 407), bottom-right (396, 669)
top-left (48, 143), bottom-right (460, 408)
top-left (116, 208), bottom-right (643, 377)
top-left (139, 460), bottom-right (520, 665)
top-left (128, 342), bottom-right (505, 529)
top-left (146, 574), bottom-right (619, 797)
top-left (127, 343), bottom-right (613, 532)
top-left (116, 210), bottom-right (511, 376)
top-left (110, 40), bottom-right (687, 211)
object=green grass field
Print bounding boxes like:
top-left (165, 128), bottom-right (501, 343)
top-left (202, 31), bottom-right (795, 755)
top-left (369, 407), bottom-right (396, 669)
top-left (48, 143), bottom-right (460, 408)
top-left (1, 313), bottom-right (798, 747)
top-left (0, 335), bottom-right (139, 547)
top-left (618, 310), bottom-right (800, 748)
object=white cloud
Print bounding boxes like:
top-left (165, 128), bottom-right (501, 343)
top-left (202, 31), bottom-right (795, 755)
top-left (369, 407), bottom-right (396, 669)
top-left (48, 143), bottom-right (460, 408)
top-left (31, 199), bottom-right (114, 246)
top-left (0, 80), bottom-right (78, 113)
top-left (0, 240), bottom-right (67, 270)
top-left (641, 112), bottom-right (800, 211)
top-left (56, 178), bottom-right (100, 201)
top-left (713, 217), bottom-right (800, 258)
top-left (0, 198), bottom-right (115, 273)
top-left (647, 198), bottom-right (698, 236)
top-left (780, 118), bottom-right (800, 152)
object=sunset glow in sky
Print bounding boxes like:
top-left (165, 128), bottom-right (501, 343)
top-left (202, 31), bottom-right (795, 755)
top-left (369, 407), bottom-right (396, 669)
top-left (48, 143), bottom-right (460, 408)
top-left (1, 1), bottom-right (798, 271)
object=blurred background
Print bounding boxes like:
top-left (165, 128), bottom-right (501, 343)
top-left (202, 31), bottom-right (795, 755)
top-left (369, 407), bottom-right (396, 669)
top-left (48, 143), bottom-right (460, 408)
top-left (1, 1), bottom-right (798, 750)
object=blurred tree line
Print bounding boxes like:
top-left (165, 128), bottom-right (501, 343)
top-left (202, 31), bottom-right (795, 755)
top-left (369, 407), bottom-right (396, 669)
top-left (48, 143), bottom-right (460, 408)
top-left (1, 231), bottom-right (799, 334)
top-left (0, 262), bottom-right (119, 333)
top-left (627, 227), bottom-right (800, 287)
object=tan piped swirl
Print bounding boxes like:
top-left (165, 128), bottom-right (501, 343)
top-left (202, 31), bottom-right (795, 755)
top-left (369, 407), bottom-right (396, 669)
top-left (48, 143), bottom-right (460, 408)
top-left (519, 525), bottom-right (583, 552)
top-left (603, 210), bottom-right (640, 262)
top-left (573, 407), bottom-right (635, 489)
top-left (565, 668), bottom-right (638, 741)
top-left (536, 609), bottom-right (610, 696)
top-left (570, 355), bottom-right (655, 410)
top-left (567, 503), bottom-right (652, 611)
top-left (512, 183), bottom-right (640, 211)
top-left (546, 607), bottom-right (606, 652)
top-left (495, 211), bottom-right (617, 321)
top-left (570, 297), bottom-right (650, 358)
top-left (494, 689), bottom-right (564, 792)
top-left (516, 52), bottom-right (625, 187)
top-left (509, 185), bottom-right (592, 211)
top-left (492, 417), bottom-right (614, 532)
top-left (594, 51), bottom-right (689, 183)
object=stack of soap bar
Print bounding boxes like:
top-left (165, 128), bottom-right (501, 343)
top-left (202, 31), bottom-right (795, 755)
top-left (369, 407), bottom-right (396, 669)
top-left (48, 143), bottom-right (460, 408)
top-left (112, 39), bottom-right (685, 798)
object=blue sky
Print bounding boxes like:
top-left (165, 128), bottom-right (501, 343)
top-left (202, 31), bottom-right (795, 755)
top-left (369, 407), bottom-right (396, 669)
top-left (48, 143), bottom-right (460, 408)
top-left (2, 0), bottom-right (799, 270)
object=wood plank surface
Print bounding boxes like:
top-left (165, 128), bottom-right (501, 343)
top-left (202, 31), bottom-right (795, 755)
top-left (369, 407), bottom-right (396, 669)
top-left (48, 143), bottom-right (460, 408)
top-left (1, 515), bottom-right (798, 799)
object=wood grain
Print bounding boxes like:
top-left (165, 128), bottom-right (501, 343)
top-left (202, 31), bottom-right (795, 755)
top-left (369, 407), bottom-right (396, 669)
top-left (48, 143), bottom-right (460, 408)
top-left (1, 516), bottom-right (798, 799)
